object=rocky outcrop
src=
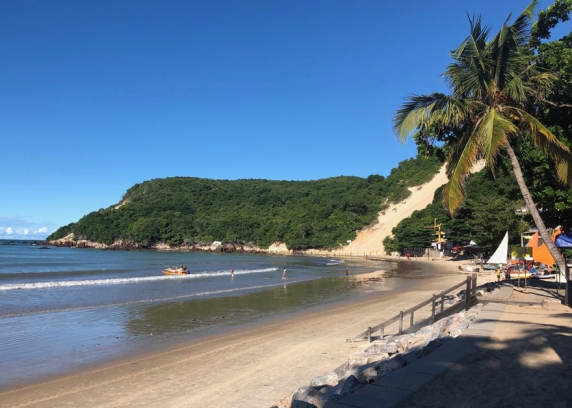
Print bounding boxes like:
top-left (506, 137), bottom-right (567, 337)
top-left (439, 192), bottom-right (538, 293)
top-left (268, 242), bottom-right (291, 254)
top-left (47, 236), bottom-right (292, 254)
top-left (47, 235), bottom-right (138, 250)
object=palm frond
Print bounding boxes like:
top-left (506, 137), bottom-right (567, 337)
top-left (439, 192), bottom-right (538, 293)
top-left (504, 71), bottom-right (528, 103)
top-left (449, 15), bottom-right (489, 59)
top-left (478, 109), bottom-right (518, 169)
top-left (444, 128), bottom-right (477, 177)
top-left (489, 1), bottom-right (537, 93)
top-left (446, 15), bottom-right (491, 97)
top-left (393, 93), bottom-right (469, 141)
top-left (443, 132), bottom-right (482, 215)
top-left (511, 0), bottom-right (537, 47)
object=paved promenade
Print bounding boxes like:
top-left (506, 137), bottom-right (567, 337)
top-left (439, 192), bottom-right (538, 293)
top-left (328, 279), bottom-right (572, 408)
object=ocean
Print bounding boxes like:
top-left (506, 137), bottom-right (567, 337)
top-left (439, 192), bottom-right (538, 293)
top-left (0, 240), bottom-right (411, 389)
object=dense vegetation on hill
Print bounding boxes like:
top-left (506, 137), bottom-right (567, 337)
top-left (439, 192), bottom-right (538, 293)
top-left (48, 156), bottom-right (442, 249)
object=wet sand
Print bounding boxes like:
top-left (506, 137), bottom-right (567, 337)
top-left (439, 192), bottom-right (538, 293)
top-left (1, 260), bottom-right (466, 407)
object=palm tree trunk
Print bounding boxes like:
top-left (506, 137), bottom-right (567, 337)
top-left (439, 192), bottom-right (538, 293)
top-left (504, 141), bottom-right (570, 305)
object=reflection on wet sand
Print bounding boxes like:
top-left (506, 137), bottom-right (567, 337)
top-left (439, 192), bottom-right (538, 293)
top-left (125, 276), bottom-right (358, 336)
top-left (124, 261), bottom-right (433, 337)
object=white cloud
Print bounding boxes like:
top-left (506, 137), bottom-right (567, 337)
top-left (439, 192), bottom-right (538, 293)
top-left (0, 216), bottom-right (55, 240)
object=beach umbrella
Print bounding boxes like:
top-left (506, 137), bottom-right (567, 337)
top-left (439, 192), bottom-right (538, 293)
top-left (554, 232), bottom-right (572, 248)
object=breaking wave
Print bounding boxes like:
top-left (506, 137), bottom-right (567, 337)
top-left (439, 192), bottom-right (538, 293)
top-left (0, 267), bottom-right (278, 291)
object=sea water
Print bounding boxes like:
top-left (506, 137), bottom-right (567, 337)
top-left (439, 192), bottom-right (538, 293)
top-left (0, 240), bottom-right (400, 388)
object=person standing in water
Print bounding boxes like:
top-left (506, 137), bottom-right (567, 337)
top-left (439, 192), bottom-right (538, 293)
top-left (231, 268), bottom-right (234, 279)
top-left (344, 267), bottom-right (349, 276)
top-left (282, 267), bottom-right (287, 279)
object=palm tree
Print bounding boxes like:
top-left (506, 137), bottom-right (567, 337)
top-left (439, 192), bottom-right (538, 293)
top-left (393, 0), bottom-right (572, 305)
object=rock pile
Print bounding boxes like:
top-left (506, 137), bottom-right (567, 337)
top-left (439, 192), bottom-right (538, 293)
top-left (271, 282), bottom-right (502, 408)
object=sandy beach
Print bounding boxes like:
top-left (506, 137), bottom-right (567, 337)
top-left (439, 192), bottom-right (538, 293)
top-left (1, 259), bottom-right (467, 408)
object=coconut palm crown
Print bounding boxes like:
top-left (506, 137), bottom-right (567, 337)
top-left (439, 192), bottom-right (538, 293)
top-left (393, 0), bottom-right (572, 304)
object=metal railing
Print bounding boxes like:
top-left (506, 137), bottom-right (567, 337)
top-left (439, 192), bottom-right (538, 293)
top-left (347, 274), bottom-right (478, 343)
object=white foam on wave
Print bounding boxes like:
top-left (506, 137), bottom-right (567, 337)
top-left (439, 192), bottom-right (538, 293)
top-left (0, 267), bottom-right (278, 291)
top-left (326, 259), bottom-right (344, 266)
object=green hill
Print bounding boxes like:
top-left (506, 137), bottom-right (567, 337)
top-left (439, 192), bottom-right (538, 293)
top-left (47, 156), bottom-right (442, 249)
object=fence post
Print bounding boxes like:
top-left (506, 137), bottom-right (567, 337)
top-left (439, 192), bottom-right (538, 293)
top-left (410, 311), bottom-right (414, 328)
top-left (465, 276), bottom-right (472, 310)
top-left (432, 294), bottom-right (436, 323)
top-left (399, 311), bottom-right (404, 335)
top-left (440, 293), bottom-right (445, 313)
top-left (472, 273), bottom-right (478, 296)
top-left (380, 326), bottom-right (384, 339)
top-left (367, 327), bottom-right (372, 343)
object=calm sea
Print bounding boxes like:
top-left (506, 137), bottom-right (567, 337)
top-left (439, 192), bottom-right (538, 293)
top-left (0, 240), bottom-right (405, 389)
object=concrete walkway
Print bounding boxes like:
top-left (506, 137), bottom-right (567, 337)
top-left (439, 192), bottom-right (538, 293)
top-left (327, 283), bottom-right (536, 408)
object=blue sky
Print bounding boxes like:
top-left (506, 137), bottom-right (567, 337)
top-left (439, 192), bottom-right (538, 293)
top-left (1, 0), bottom-right (569, 240)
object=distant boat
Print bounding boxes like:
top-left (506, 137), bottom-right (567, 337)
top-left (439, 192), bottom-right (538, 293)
top-left (162, 266), bottom-right (189, 275)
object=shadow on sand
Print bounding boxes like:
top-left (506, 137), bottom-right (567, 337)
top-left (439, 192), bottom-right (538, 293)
top-left (396, 285), bottom-right (572, 407)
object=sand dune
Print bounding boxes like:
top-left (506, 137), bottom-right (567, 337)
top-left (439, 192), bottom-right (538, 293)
top-left (344, 165), bottom-right (448, 255)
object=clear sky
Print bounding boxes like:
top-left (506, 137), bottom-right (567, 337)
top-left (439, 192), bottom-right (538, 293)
top-left (1, 0), bottom-right (569, 240)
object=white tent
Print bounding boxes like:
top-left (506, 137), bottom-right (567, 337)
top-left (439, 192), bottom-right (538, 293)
top-left (487, 232), bottom-right (509, 264)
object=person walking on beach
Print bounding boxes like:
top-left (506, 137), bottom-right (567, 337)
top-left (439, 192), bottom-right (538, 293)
top-left (344, 267), bottom-right (349, 276)
top-left (496, 265), bottom-right (502, 282)
top-left (282, 267), bottom-right (287, 279)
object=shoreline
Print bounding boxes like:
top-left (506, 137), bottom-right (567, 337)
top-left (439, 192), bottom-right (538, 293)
top-left (0, 259), bottom-right (471, 407)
